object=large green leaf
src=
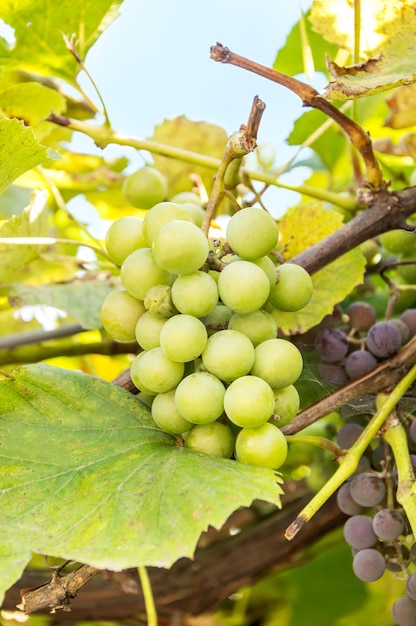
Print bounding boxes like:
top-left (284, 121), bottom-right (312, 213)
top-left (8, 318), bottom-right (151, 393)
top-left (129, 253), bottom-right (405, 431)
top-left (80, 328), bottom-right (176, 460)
top-left (273, 204), bottom-right (366, 334)
top-left (0, 364), bottom-right (283, 605)
top-left (0, 0), bottom-right (123, 83)
top-left (8, 278), bottom-right (117, 329)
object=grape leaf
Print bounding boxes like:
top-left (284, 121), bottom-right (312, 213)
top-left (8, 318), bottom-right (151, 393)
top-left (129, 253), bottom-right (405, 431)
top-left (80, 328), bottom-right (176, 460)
top-left (0, 83), bottom-right (66, 126)
top-left (0, 0), bottom-right (123, 84)
top-left (0, 119), bottom-right (59, 196)
top-left (8, 278), bottom-right (117, 329)
top-left (150, 116), bottom-right (227, 195)
top-left (0, 364), bottom-right (283, 605)
top-left (310, 0), bottom-right (416, 100)
top-left (0, 190), bottom-right (49, 283)
top-left (273, 204), bottom-right (366, 334)
top-left (273, 9), bottom-right (338, 76)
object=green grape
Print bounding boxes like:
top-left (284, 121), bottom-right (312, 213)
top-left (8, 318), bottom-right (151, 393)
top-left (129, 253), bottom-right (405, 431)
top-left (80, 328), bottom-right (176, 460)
top-left (272, 385), bottom-right (300, 426)
top-left (269, 264), bottom-right (313, 312)
top-left (176, 202), bottom-right (206, 227)
top-left (171, 191), bottom-right (203, 205)
top-left (201, 304), bottom-right (233, 335)
top-left (129, 352), bottom-right (157, 395)
top-left (251, 338), bottom-right (303, 389)
top-left (101, 289), bottom-right (145, 342)
top-left (151, 390), bottom-right (192, 434)
top-left (160, 314), bottom-right (208, 362)
top-left (235, 422), bottom-right (288, 469)
top-left (226, 207), bottom-right (278, 260)
top-left (144, 285), bottom-right (178, 317)
top-left (171, 271), bottom-right (219, 317)
top-left (379, 229), bottom-right (416, 255)
top-left (135, 311), bottom-right (168, 350)
top-left (218, 260), bottom-right (270, 313)
top-left (131, 347), bottom-right (185, 394)
top-left (228, 310), bottom-right (277, 346)
top-left (105, 216), bottom-right (147, 265)
top-left (201, 329), bottom-right (255, 382)
top-left (122, 166), bottom-right (168, 210)
top-left (142, 201), bottom-right (194, 245)
top-left (252, 255), bottom-right (277, 287)
top-left (120, 248), bottom-right (173, 300)
top-left (185, 422), bottom-right (235, 458)
top-left (175, 372), bottom-right (225, 424)
top-left (224, 375), bottom-right (275, 427)
top-left (152, 220), bottom-right (209, 275)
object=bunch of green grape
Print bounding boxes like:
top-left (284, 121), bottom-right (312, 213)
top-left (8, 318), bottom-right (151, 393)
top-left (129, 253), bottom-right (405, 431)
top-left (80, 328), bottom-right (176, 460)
top-left (101, 199), bottom-right (314, 470)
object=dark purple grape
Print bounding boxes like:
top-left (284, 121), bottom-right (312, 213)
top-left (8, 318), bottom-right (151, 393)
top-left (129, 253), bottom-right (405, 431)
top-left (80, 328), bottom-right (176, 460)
top-left (317, 361), bottom-right (348, 386)
top-left (343, 514), bottom-right (377, 549)
top-left (391, 595), bottom-right (416, 626)
top-left (336, 483), bottom-right (363, 516)
top-left (352, 548), bottom-right (385, 582)
top-left (336, 422), bottom-right (364, 448)
top-left (349, 472), bottom-right (386, 507)
top-left (400, 309), bottom-right (416, 338)
top-left (372, 508), bottom-right (405, 541)
top-left (391, 318), bottom-right (411, 344)
top-left (366, 321), bottom-right (402, 358)
top-left (345, 349), bottom-right (378, 378)
top-left (408, 573), bottom-right (416, 602)
top-left (346, 301), bottom-right (377, 332)
top-left (315, 328), bottom-right (349, 363)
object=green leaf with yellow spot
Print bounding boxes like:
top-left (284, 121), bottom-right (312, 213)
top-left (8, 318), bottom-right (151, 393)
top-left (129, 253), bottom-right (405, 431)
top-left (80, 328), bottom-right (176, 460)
top-left (273, 204), bottom-right (366, 334)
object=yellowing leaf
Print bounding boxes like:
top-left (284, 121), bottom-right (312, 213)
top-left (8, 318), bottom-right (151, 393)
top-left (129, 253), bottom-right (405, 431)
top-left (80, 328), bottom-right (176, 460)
top-left (273, 204), bottom-right (366, 334)
top-left (0, 82), bottom-right (66, 126)
top-left (310, 0), bottom-right (416, 100)
top-left (151, 116), bottom-right (227, 195)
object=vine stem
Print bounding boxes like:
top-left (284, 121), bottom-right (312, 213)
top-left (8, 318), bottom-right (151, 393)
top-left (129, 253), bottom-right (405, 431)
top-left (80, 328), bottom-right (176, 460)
top-left (285, 362), bottom-right (416, 540)
top-left (382, 416), bottom-right (416, 536)
top-left (46, 113), bottom-right (358, 210)
top-left (138, 566), bottom-right (157, 626)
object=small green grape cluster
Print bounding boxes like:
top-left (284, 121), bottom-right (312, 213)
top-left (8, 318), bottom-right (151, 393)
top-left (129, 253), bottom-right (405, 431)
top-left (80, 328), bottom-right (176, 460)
top-left (101, 200), bottom-right (314, 470)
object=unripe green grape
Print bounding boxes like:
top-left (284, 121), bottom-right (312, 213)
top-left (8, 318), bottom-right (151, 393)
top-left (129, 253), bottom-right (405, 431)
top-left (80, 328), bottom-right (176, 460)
top-left (272, 385), bottom-right (300, 426)
top-left (269, 264), bottom-right (313, 312)
top-left (171, 271), bottom-right (218, 317)
top-left (131, 347), bottom-right (185, 394)
top-left (226, 207), bottom-right (278, 260)
top-left (202, 329), bottom-right (255, 382)
top-left (185, 422), bottom-right (235, 458)
top-left (152, 220), bottom-right (209, 275)
top-left (122, 166), bottom-right (168, 210)
top-left (251, 338), bottom-right (303, 389)
top-left (224, 375), bottom-right (275, 428)
top-left (176, 202), bottom-right (206, 227)
top-left (144, 285), bottom-right (178, 317)
top-left (129, 352), bottom-right (157, 395)
top-left (160, 314), bottom-right (208, 362)
top-left (228, 310), bottom-right (277, 346)
top-left (101, 289), bottom-right (145, 342)
top-left (171, 191), bottom-right (203, 205)
top-left (142, 201), bottom-right (194, 245)
top-left (105, 216), bottom-right (147, 265)
top-left (135, 311), bottom-right (168, 350)
top-left (120, 248), bottom-right (173, 300)
top-left (218, 260), bottom-right (270, 313)
top-left (379, 229), bottom-right (416, 255)
top-left (235, 422), bottom-right (288, 469)
top-left (175, 372), bottom-right (225, 424)
top-left (151, 390), bottom-right (192, 434)
top-left (201, 304), bottom-right (233, 334)
top-left (252, 255), bottom-right (277, 287)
